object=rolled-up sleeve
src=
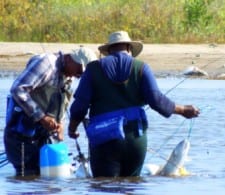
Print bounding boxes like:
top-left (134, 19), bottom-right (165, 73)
top-left (141, 64), bottom-right (175, 117)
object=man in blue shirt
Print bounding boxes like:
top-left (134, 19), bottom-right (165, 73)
top-left (68, 31), bottom-right (199, 177)
top-left (4, 46), bottom-right (97, 176)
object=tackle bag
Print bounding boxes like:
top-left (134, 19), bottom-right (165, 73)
top-left (85, 106), bottom-right (148, 147)
top-left (85, 116), bottom-right (125, 147)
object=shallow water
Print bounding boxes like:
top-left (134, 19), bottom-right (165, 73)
top-left (0, 77), bottom-right (225, 195)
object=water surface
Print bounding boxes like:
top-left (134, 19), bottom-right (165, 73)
top-left (0, 77), bottom-right (225, 195)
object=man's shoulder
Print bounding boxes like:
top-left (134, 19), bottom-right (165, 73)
top-left (86, 60), bottom-right (100, 69)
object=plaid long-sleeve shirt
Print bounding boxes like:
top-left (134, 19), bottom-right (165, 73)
top-left (10, 52), bottom-right (64, 122)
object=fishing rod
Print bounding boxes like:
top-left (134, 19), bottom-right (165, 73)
top-left (74, 137), bottom-right (91, 177)
top-left (65, 109), bottom-right (91, 176)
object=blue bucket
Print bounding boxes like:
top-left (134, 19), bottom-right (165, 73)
top-left (40, 142), bottom-right (71, 177)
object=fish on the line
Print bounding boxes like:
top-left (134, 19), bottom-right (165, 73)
top-left (143, 139), bottom-right (191, 177)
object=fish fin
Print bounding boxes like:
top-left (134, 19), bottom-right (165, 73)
top-left (178, 166), bottom-right (190, 176)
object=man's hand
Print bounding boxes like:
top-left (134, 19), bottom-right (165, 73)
top-left (39, 115), bottom-right (64, 140)
top-left (68, 130), bottom-right (80, 139)
top-left (175, 105), bottom-right (200, 119)
top-left (68, 119), bottom-right (81, 139)
top-left (55, 123), bottom-right (64, 141)
top-left (39, 115), bottom-right (58, 131)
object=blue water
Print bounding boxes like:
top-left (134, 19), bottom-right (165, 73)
top-left (0, 77), bottom-right (225, 195)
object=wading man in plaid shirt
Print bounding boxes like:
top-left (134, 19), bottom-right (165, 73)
top-left (4, 47), bottom-right (97, 176)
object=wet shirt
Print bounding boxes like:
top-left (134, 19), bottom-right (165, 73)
top-left (70, 52), bottom-right (175, 120)
top-left (10, 52), bottom-right (64, 122)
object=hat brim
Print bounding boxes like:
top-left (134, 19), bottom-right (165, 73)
top-left (98, 41), bottom-right (143, 57)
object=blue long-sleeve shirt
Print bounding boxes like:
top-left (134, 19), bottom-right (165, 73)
top-left (70, 52), bottom-right (175, 121)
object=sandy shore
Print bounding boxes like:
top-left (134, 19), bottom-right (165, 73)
top-left (1, 42), bottom-right (225, 79)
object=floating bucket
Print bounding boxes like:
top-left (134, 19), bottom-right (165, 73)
top-left (40, 142), bottom-right (71, 177)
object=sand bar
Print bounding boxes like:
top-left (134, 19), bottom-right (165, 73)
top-left (1, 42), bottom-right (225, 78)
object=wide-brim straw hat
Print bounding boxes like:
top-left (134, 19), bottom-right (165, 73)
top-left (98, 31), bottom-right (143, 57)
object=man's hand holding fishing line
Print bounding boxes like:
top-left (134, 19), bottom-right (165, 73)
top-left (174, 105), bottom-right (200, 118)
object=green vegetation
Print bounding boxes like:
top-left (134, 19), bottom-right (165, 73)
top-left (1, 0), bottom-right (225, 43)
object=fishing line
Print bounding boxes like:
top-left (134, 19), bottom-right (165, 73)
top-left (150, 104), bottom-right (212, 160)
top-left (187, 105), bottom-right (214, 140)
top-left (189, 105), bottom-right (212, 139)
top-left (187, 119), bottom-right (194, 139)
top-left (145, 52), bottom-right (225, 113)
top-left (148, 104), bottom-right (213, 162)
top-left (148, 118), bottom-right (188, 161)
top-left (146, 52), bottom-right (224, 160)
top-left (147, 120), bottom-right (194, 174)
top-left (164, 53), bottom-right (225, 95)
